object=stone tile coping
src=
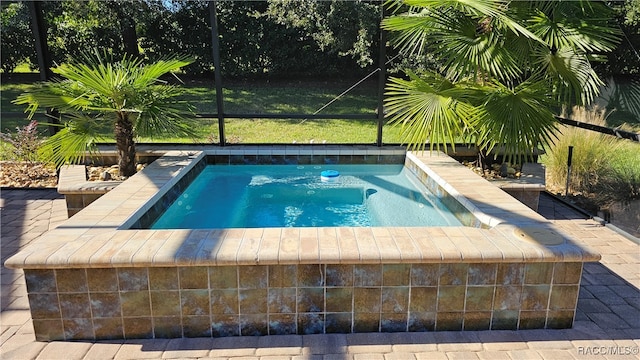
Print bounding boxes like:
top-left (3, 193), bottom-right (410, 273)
top-left (4, 146), bottom-right (600, 270)
top-left (57, 164), bottom-right (122, 194)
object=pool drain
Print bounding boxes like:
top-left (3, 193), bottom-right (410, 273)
top-left (514, 227), bottom-right (565, 246)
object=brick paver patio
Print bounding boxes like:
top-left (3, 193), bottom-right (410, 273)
top-left (1, 189), bottom-right (638, 360)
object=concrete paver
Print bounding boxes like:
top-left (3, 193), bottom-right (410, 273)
top-left (82, 341), bottom-right (124, 360)
top-left (354, 354), bottom-right (385, 360)
top-left (535, 349), bottom-right (580, 359)
top-left (36, 341), bottom-right (93, 360)
top-left (1, 189), bottom-right (639, 360)
top-left (162, 338), bottom-right (213, 359)
top-left (113, 339), bottom-right (170, 359)
top-left (391, 343), bottom-right (438, 353)
top-left (415, 353), bottom-right (448, 360)
top-left (477, 351), bottom-right (511, 360)
top-left (445, 352), bottom-right (480, 360)
top-left (507, 349), bottom-right (544, 360)
top-left (0, 333), bottom-right (47, 360)
top-left (387, 353), bottom-right (420, 360)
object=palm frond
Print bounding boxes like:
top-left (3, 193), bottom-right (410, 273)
top-left (14, 81), bottom-right (92, 117)
top-left (133, 57), bottom-right (193, 88)
top-left (401, 0), bottom-right (540, 40)
top-left (384, 71), bottom-right (479, 152)
top-left (527, 1), bottom-right (620, 53)
top-left (135, 103), bottom-right (196, 138)
top-left (53, 62), bottom-right (117, 99)
top-left (434, 17), bottom-right (522, 82)
top-left (381, 14), bottom-right (440, 57)
top-left (604, 77), bottom-right (640, 122)
top-left (38, 114), bottom-right (106, 168)
top-left (535, 47), bottom-right (603, 106)
top-left (402, 0), bottom-right (508, 18)
top-left (129, 83), bottom-right (196, 138)
top-left (615, 78), bottom-right (640, 120)
top-left (383, 1), bottom-right (533, 83)
top-left (473, 80), bottom-right (558, 164)
top-left (381, 0), bottom-right (619, 166)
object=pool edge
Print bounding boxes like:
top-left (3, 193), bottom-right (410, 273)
top-left (5, 147), bottom-right (600, 270)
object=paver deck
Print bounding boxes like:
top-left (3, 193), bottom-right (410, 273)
top-left (1, 189), bottom-right (638, 359)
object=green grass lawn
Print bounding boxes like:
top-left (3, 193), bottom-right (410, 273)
top-left (1, 77), bottom-right (405, 144)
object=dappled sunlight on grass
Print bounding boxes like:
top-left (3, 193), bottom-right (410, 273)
top-left (224, 118), bottom-right (387, 144)
top-left (166, 79), bottom-right (379, 115)
top-left (2, 79), bottom-right (389, 144)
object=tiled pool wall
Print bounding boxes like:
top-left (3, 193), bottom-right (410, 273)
top-left (404, 157), bottom-right (485, 228)
top-left (129, 158), bottom-right (207, 229)
top-left (6, 147), bottom-right (598, 341)
top-left (25, 262), bottom-right (581, 341)
top-left (207, 151), bottom-right (406, 166)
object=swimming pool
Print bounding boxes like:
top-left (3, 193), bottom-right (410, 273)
top-left (150, 164), bottom-right (462, 229)
top-left (5, 146), bottom-right (600, 340)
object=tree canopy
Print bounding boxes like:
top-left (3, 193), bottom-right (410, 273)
top-left (2, 0), bottom-right (637, 80)
top-left (1, 0), bottom-right (383, 78)
top-left (1, 1), bottom-right (35, 73)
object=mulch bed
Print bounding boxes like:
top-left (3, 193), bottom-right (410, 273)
top-left (0, 161), bottom-right (58, 188)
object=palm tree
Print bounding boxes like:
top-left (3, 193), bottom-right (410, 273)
top-left (14, 51), bottom-right (196, 177)
top-left (382, 0), bottom-right (621, 165)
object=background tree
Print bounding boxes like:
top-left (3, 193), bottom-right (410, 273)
top-left (1, 1), bottom-right (36, 73)
top-left (42, 1), bottom-right (132, 63)
top-left (265, 0), bottom-right (381, 71)
top-left (599, 0), bottom-right (640, 75)
top-left (108, 0), bottom-right (140, 58)
top-left (140, 0), bottom-right (381, 78)
top-left (382, 0), bottom-right (621, 165)
top-left (138, 1), bottom-right (213, 75)
top-left (8, 0), bottom-right (381, 78)
top-left (14, 52), bottom-right (196, 176)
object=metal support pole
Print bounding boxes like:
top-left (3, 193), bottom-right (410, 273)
top-left (565, 145), bottom-right (573, 197)
top-left (376, 2), bottom-right (387, 147)
top-left (209, 1), bottom-right (226, 146)
top-left (28, 1), bottom-right (59, 135)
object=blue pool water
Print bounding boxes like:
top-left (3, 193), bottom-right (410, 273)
top-left (151, 164), bottom-right (462, 229)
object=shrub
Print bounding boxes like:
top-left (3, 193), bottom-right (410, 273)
top-left (607, 143), bottom-right (640, 201)
top-left (0, 120), bottom-right (42, 163)
top-left (543, 106), bottom-right (640, 205)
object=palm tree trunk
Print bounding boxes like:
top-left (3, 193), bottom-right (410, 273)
top-left (115, 112), bottom-right (136, 177)
top-left (477, 144), bottom-right (488, 172)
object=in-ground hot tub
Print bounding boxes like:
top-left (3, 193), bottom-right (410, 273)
top-left (5, 146), bottom-right (599, 341)
top-left (135, 163), bottom-right (464, 229)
